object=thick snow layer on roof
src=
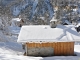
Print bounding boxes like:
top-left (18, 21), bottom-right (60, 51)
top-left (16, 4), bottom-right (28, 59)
top-left (50, 17), bottom-right (57, 22)
top-left (12, 18), bottom-right (21, 21)
top-left (64, 20), bottom-right (72, 25)
top-left (17, 25), bottom-right (80, 43)
top-left (73, 9), bottom-right (78, 12)
top-left (76, 22), bottom-right (80, 27)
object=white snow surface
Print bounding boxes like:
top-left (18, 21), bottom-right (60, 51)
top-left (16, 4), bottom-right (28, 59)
top-left (12, 18), bottom-right (21, 21)
top-left (11, 18), bottom-right (21, 27)
top-left (9, 26), bottom-right (21, 35)
top-left (0, 31), bottom-right (9, 42)
top-left (64, 20), bottom-right (72, 25)
top-left (76, 22), bottom-right (80, 27)
top-left (18, 25), bottom-right (80, 43)
top-left (50, 17), bottom-right (57, 22)
top-left (73, 9), bottom-right (78, 12)
top-left (0, 25), bottom-right (80, 60)
top-left (0, 54), bottom-right (80, 60)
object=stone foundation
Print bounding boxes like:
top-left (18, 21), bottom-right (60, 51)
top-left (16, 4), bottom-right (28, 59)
top-left (27, 47), bottom-right (53, 56)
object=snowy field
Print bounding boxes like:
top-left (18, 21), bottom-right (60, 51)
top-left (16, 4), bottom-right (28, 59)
top-left (0, 54), bottom-right (80, 60)
top-left (0, 26), bottom-right (80, 60)
top-left (0, 44), bottom-right (80, 60)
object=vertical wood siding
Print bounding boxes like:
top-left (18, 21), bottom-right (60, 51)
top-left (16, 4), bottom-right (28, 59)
top-left (26, 42), bottom-right (74, 56)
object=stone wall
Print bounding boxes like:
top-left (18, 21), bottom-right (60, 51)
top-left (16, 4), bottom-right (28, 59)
top-left (27, 47), bottom-right (53, 56)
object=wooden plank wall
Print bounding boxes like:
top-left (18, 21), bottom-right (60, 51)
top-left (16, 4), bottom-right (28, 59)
top-left (26, 42), bottom-right (74, 56)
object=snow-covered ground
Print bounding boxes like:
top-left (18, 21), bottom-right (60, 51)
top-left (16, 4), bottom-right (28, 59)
top-left (0, 54), bottom-right (80, 60)
top-left (0, 26), bottom-right (80, 60)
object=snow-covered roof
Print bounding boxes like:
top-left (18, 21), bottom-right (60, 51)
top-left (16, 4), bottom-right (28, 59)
top-left (73, 9), bottom-right (78, 12)
top-left (12, 18), bottom-right (21, 21)
top-left (17, 25), bottom-right (80, 43)
top-left (50, 17), bottom-right (57, 22)
top-left (40, 17), bottom-right (45, 20)
top-left (63, 20), bottom-right (72, 25)
top-left (76, 22), bottom-right (80, 27)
